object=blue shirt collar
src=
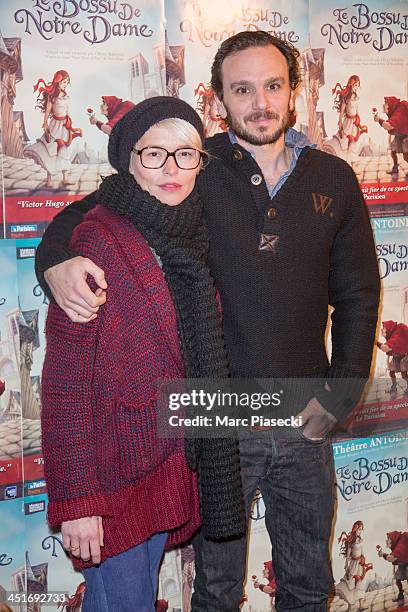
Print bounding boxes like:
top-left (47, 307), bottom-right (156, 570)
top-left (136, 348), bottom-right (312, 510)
top-left (228, 128), bottom-right (315, 199)
top-left (228, 127), bottom-right (315, 162)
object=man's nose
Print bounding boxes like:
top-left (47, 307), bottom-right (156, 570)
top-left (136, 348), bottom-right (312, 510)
top-left (252, 88), bottom-right (269, 110)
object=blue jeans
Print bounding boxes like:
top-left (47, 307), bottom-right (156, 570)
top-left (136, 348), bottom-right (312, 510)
top-left (192, 427), bottom-right (335, 611)
top-left (82, 532), bottom-right (168, 612)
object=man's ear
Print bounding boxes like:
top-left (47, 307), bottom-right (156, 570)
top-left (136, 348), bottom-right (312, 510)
top-left (214, 93), bottom-right (227, 119)
top-left (289, 89), bottom-right (296, 114)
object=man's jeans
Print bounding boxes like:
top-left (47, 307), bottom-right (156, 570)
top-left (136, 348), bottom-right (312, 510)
top-left (192, 426), bottom-right (335, 612)
top-left (82, 532), bottom-right (168, 612)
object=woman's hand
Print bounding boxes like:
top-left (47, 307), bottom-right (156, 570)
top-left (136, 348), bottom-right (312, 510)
top-left (61, 516), bottom-right (104, 564)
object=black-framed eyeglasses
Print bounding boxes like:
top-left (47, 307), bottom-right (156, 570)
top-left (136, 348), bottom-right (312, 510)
top-left (132, 146), bottom-right (202, 170)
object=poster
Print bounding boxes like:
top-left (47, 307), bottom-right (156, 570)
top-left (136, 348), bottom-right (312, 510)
top-left (0, 3), bottom-right (407, 611)
top-left (165, 0), bottom-right (309, 137)
top-left (242, 494), bottom-right (276, 612)
top-left (23, 493), bottom-right (84, 611)
top-left (340, 216), bottom-right (408, 438)
top-left (0, 240), bottom-right (22, 493)
top-left (16, 239), bottom-right (49, 485)
top-left (0, 0), bottom-right (165, 237)
top-left (309, 0), bottom-right (408, 210)
top-left (0, 497), bottom-right (26, 610)
top-left (330, 430), bottom-right (408, 611)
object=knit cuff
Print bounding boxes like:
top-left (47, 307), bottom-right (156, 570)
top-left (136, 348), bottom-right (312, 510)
top-left (47, 492), bottom-right (112, 527)
top-left (314, 365), bottom-right (368, 424)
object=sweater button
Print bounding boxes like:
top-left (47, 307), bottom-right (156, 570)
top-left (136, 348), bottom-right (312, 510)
top-left (233, 149), bottom-right (243, 160)
top-left (251, 174), bottom-right (262, 185)
top-left (267, 207), bottom-right (277, 219)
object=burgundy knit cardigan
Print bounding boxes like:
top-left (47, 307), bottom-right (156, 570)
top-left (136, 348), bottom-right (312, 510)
top-left (41, 205), bottom-right (201, 567)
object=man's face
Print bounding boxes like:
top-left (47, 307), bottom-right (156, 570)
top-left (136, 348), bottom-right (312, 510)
top-left (262, 567), bottom-right (269, 578)
top-left (215, 45), bottom-right (295, 147)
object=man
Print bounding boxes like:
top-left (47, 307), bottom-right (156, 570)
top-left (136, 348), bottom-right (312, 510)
top-left (35, 32), bottom-right (380, 611)
top-left (377, 531), bottom-right (408, 603)
top-left (377, 320), bottom-right (408, 396)
top-left (89, 95), bottom-right (135, 135)
top-left (373, 96), bottom-right (408, 178)
top-left (253, 560), bottom-right (276, 603)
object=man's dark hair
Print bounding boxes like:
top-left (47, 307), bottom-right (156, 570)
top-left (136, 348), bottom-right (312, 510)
top-left (210, 31), bottom-right (301, 100)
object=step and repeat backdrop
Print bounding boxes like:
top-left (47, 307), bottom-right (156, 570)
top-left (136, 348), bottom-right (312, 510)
top-left (0, 0), bottom-right (407, 610)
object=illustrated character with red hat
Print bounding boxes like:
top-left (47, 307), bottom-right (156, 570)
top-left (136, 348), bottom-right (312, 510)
top-left (88, 96), bottom-right (135, 135)
top-left (377, 531), bottom-right (408, 603)
top-left (373, 97), bottom-right (408, 178)
top-left (253, 560), bottom-right (277, 608)
top-left (376, 320), bottom-right (408, 396)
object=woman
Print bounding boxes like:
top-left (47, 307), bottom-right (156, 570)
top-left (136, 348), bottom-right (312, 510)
top-left (24, 70), bottom-right (82, 188)
top-left (330, 75), bottom-right (369, 164)
top-left (41, 97), bottom-right (244, 612)
top-left (332, 75), bottom-right (367, 148)
top-left (336, 521), bottom-right (373, 610)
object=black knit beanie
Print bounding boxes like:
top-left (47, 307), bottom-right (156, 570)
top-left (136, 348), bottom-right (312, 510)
top-left (108, 96), bottom-right (205, 172)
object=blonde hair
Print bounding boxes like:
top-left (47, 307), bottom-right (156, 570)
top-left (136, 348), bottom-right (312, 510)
top-left (136, 118), bottom-right (205, 154)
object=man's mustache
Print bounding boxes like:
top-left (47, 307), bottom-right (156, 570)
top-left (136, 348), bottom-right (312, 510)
top-left (244, 111), bottom-right (279, 122)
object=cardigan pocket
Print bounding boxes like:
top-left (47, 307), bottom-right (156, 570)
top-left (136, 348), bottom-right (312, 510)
top-left (116, 400), bottom-right (177, 483)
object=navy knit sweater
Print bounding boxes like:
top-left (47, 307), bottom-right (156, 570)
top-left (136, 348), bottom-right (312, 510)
top-left (36, 132), bottom-right (380, 422)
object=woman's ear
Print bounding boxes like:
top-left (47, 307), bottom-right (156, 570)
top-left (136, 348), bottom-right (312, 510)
top-left (201, 152), bottom-right (211, 170)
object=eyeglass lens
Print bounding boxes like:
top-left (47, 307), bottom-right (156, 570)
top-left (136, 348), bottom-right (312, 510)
top-left (140, 147), bottom-right (201, 169)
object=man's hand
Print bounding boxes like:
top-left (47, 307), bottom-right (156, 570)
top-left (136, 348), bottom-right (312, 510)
top-left (295, 397), bottom-right (337, 440)
top-left (62, 516), bottom-right (104, 564)
top-left (44, 257), bottom-right (107, 322)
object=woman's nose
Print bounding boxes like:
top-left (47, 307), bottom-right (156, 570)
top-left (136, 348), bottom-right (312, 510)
top-left (163, 154), bottom-right (179, 174)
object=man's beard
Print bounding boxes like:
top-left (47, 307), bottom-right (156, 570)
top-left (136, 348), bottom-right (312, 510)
top-left (225, 107), bottom-right (291, 146)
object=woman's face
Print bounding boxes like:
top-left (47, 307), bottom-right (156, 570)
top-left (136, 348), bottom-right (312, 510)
top-left (129, 124), bottom-right (201, 206)
top-left (351, 80), bottom-right (360, 93)
top-left (59, 77), bottom-right (70, 92)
